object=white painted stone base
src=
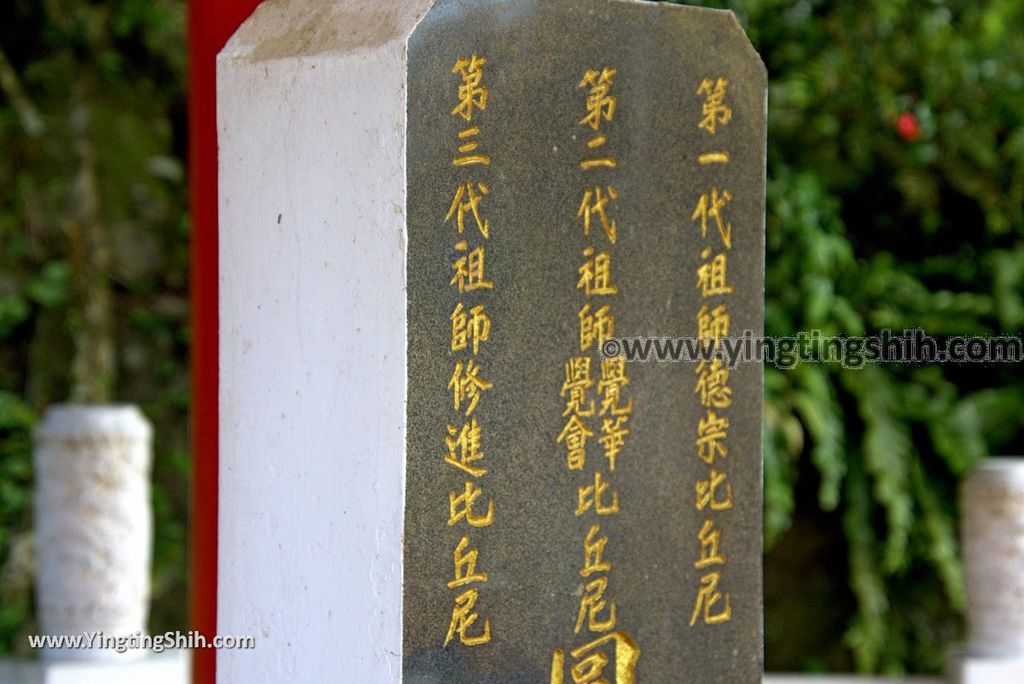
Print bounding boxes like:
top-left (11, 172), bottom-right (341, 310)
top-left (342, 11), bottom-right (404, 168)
top-left (949, 656), bottom-right (1024, 684)
top-left (763, 676), bottom-right (942, 684)
top-left (0, 651), bottom-right (187, 684)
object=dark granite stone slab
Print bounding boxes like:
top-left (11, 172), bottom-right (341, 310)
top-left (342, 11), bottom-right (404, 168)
top-left (405, 1), bottom-right (765, 681)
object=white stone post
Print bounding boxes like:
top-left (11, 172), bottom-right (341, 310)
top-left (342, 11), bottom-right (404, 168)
top-left (33, 404), bottom-right (153, 662)
top-left (953, 458), bottom-right (1024, 683)
top-left (216, 2), bottom-right (432, 681)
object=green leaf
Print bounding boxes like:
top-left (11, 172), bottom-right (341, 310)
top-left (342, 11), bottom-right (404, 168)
top-left (26, 260), bottom-right (69, 308)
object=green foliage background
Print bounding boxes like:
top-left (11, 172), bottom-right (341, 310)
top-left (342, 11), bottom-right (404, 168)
top-left (0, 0), bottom-right (188, 655)
top-left (0, 0), bottom-right (1021, 674)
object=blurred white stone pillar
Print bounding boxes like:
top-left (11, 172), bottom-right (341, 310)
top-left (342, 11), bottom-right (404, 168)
top-left (952, 458), bottom-right (1024, 683)
top-left (33, 405), bottom-right (153, 662)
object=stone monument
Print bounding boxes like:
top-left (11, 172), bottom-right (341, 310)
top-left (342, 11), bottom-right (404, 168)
top-left (217, 1), bottom-right (765, 681)
top-left (954, 458), bottom-right (1024, 684)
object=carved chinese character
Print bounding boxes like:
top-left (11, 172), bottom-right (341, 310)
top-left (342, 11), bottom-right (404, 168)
top-left (696, 247), bottom-right (733, 296)
top-left (696, 468), bottom-right (734, 511)
top-left (450, 241), bottom-right (493, 293)
top-left (448, 535), bottom-right (488, 589)
top-left (598, 357), bottom-right (633, 417)
top-left (580, 523), bottom-right (612, 578)
top-left (579, 67), bottom-right (617, 130)
top-left (599, 416), bottom-right (629, 471)
top-left (696, 303), bottom-right (730, 346)
top-left (445, 588), bottom-right (491, 646)
top-left (579, 303), bottom-right (615, 352)
top-left (451, 55), bottom-right (488, 121)
top-left (558, 414), bottom-right (594, 471)
top-left (690, 571), bottom-right (732, 626)
top-left (695, 518), bottom-right (726, 569)
top-left (696, 409), bottom-right (730, 464)
top-left (448, 480), bottom-right (494, 528)
top-left (454, 126), bottom-right (490, 166)
top-left (697, 77), bottom-right (731, 134)
top-left (444, 418), bottom-right (486, 477)
top-left (450, 302), bottom-right (491, 354)
top-left (576, 470), bottom-right (620, 516)
top-left (561, 356), bottom-right (596, 417)
top-left (692, 186), bottom-right (733, 248)
top-left (577, 247), bottom-right (618, 296)
top-left (550, 631), bottom-right (640, 684)
top-left (448, 359), bottom-right (492, 416)
top-left (695, 358), bottom-right (732, 409)
top-left (447, 182), bottom-right (491, 238)
top-left (578, 186), bottom-right (618, 243)
top-left (575, 577), bottom-right (617, 634)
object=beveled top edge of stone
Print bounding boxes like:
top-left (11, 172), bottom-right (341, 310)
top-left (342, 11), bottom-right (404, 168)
top-left (219, 0), bottom-right (764, 78)
top-left (219, 0), bottom-right (435, 63)
top-left (34, 403), bottom-right (154, 441)
top-left (965, 457), bottom-right (1024, 484)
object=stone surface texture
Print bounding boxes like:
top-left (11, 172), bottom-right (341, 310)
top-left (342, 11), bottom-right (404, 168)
top-left (405, 1), bottom-right (765, 682)
top-left (32, 405), bottom-right (153, 662)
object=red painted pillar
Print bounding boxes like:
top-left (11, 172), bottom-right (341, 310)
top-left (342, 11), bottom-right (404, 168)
top-left (187, 2), bottom-right (262, 682)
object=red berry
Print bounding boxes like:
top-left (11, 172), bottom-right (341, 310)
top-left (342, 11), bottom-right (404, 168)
top-left (897, 112), bottom-right (921, 142)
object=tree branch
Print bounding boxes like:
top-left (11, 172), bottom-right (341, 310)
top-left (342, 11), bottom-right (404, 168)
top-left (0, 44), bottom-right (44, 137)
